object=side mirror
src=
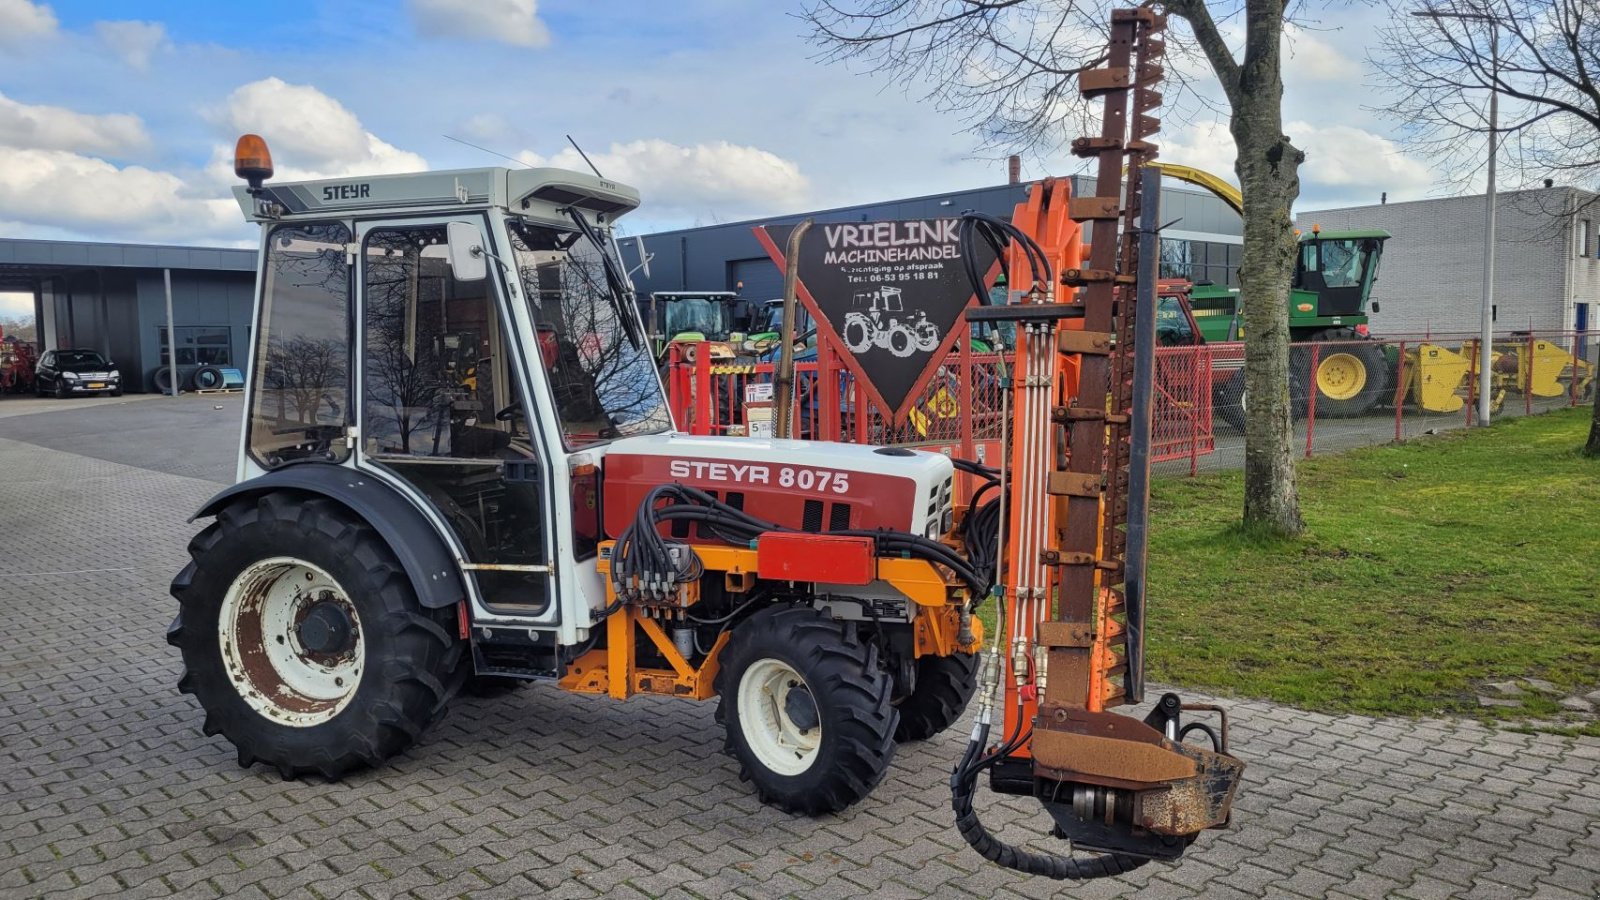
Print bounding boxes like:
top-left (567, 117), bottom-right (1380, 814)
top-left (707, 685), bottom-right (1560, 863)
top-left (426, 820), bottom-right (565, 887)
top-left (446, 221), bottom-right (488, 282)
top-left (1370, 301), bottom-right (1381, 314)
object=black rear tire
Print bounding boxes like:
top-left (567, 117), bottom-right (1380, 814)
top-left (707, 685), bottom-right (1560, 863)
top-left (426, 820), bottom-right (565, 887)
top-left (714, 605), bottom-right (897, 815)
top-left (168, 493), bottom-right (464, 780)
top-left (1214, 373), bottom-right (1247, 432)
top-left (193, 365), bottom-right (226, 391)
top-left (893, 651), bottom-right (978, 742)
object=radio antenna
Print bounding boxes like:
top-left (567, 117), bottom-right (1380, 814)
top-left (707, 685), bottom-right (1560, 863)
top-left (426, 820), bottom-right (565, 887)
top-left (566, 134), bottom-right (605, 179)
top-left (442, 134), bottom-right (530, 168)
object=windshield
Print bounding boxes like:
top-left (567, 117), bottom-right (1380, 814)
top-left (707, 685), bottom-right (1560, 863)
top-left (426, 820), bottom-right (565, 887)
top-left (663, 298), bottom-right (729, 338)
top-left (1307, 239), bottom-right (1370, 290)
top-left (507, 220), bottom-right (670, 449)
top-left (58, 351), bottom-right (107, 366)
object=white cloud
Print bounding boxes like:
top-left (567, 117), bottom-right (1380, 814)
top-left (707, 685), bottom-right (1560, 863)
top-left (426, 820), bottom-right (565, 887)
top-left (0, 0), bottom-right (57, 46)
top-left (1283, 25), bottom-right (1360, 82)
top-left (0, 91), bottom-right (149, 156)
top-left (94, 20), bottom-right (170, 71)
top-left (410, 0), bottom-right (550, 48)
top-left (517, 139), bottom-right (810, 220)
top-left (0, 146), bottom-right (238, 241)
top-left (1285, 121), bottom-right (1432, 193)
top-left (1157, 118), bottom-right (1431, 206)
top-left (217, 77), bottom-right (426, 180)
top-left (1159, 119), bottom-right (1240, 182)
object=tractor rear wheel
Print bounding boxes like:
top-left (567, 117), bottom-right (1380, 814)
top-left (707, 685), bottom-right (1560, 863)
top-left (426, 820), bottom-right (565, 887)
top-left (1295, 330), bottom-right (1390, 418)
top-left (893, 651), bottom-right (978, 742)
top-left (1215, 372), bottom-right (1247, 432)
top-left (168, 494), bottom-right (463, 780)
top-left (715, 605), bottom-right (897, 815)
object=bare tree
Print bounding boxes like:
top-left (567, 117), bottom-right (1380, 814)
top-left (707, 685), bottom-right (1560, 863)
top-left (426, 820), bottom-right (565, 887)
top-left (1372, 0), bottom-right (1600, 454)
top-left (802, 0), bottom-right (1313, 534)
top-left (1374, 0), bottom-right (1597, 193)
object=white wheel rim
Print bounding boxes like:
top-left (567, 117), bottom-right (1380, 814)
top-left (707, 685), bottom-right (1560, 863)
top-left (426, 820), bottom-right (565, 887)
top-left (218, 556), bottom-right (364, 727)
top-left (737, 658), bottom-right (821, 777)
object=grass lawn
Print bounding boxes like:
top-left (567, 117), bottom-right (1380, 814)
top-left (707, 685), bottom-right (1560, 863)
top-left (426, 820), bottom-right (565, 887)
top-left (1145, 408), bottom-right (1600, 727)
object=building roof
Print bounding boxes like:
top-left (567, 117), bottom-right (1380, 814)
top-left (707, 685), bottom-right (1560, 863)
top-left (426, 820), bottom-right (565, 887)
top-left (0, 237), bottom-right (255, 272)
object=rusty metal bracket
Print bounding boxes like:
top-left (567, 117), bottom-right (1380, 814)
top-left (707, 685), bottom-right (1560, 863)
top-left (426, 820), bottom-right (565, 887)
top-left (1056, 330), bottom-right (1115, 355)
top-left (1039, 621), bottom-right (1095, 648)
top-left (1048, 472), bottom-right (1103, 497)
top-left (1051, 405), bottom-right (1130, 424)
top-left (1071, 136), bottom-right (1123, 157)
top-left (1079, 67), bottom-right (1131, 97)
top-left (1040, 549), bottom-right (1096, 566)
top-left (1068, 196), bottom-right (1123, 220)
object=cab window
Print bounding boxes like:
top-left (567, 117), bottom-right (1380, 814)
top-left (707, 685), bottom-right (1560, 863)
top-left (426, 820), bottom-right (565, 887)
top-left (247, 222), bottom-right (352, 468)
top-left (1155, 295), bottom-right (1194, 345)
top-left (507, 221), bottom-right (669, 450)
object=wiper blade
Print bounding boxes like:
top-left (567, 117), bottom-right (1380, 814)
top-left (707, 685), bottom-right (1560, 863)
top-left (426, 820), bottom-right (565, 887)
top-left (564, 207), bottom-right (642, 349)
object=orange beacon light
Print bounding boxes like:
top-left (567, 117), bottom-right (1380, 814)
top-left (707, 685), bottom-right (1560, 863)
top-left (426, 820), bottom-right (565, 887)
top-left (233, 134), bottom-right (274, 191)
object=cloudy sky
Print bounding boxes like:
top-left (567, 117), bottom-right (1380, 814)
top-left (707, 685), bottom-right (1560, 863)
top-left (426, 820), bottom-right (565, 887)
top-left (0, 0), bottom-right (1453, 251)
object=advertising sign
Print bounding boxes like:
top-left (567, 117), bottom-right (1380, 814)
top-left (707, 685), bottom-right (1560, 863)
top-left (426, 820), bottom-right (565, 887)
top-left (754, 219), bottom-right (996, 421)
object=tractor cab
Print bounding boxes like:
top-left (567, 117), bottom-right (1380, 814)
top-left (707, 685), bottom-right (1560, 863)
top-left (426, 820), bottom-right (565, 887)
top-left (227, 136), bottom-right (669, 639)
top-left (1293, 227), bottom-right (1389, 322)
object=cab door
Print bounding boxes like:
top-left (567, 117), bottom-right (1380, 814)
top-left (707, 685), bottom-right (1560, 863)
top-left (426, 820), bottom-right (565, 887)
top-left (354, 218), bottom-right (555, 618)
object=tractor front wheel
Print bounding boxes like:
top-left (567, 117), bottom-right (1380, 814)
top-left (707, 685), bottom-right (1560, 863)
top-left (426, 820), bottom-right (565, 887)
top-left (168, 494), bottom-right (463, 780)
top-left (715, 605), bottom-right (897, 815)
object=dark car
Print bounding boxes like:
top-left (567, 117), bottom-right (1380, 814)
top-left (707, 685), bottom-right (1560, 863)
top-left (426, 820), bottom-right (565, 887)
top-left (34, 349), bottom-right (122, 398)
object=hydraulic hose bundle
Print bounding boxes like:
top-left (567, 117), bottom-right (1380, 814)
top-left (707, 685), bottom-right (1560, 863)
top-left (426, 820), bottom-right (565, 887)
top-left (609, 482), bottom-right (989, 603)
top-left (956, 211), bottom-right (1054, 304)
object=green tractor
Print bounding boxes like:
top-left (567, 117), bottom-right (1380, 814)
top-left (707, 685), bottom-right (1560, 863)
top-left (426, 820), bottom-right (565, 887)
top-left (1159, 227), bottom-right (1392, 429)
top-left (645, 290), bottom-right (753, 363)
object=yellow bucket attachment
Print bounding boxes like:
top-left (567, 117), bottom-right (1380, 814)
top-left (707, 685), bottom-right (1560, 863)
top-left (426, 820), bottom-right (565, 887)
top-left (1512, 340), bottom-right (1593, 398)
top-left (1401, 342), bottom-right (1513, 415)
top-left (1403, 343), bottom-right (1469, 413)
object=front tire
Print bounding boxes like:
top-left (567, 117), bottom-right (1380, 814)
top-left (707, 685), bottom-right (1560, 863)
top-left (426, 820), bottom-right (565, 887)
top-left (167, 494), bottom-right (463, 779)
top-left (893, 651), bottom-right (978, 742)
top-left (714, 605), bottom-right (897, 815)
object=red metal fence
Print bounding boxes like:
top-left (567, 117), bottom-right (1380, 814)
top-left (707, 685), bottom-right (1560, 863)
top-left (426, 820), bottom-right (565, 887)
top-left (664, 328), bottom-right (1596, 478)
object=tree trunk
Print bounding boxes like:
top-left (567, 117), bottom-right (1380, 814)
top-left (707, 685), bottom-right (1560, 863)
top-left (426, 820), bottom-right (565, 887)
top-left (1231, 4), bottom-right (1305, 535)
top-left (1586, 375), bottom-right (1600, 457)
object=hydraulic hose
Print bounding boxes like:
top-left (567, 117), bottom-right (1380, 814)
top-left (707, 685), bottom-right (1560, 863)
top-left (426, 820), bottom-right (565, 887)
top-left (948, 728), bottom-right (1149, 880)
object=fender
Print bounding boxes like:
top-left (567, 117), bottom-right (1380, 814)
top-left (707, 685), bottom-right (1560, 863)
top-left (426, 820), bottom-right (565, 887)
top-left (192, 464), bottom-right (467, 609)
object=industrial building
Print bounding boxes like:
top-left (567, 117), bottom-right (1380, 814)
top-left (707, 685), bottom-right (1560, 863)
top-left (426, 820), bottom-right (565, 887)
top-left (1, 238), bottom-right (256, 392)
top-left (1298, 185), bottom-right (1599, 336)
top-left (625, 175), bottom-right (1246, 300)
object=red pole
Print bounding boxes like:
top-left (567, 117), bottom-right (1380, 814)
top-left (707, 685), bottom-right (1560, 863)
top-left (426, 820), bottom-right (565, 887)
top-left (818, 338), bottom-right (837, 442)
top-left (958, 328), bottom-right (974, 501)
top-left (667, 342), bottom-right (685, 430)
top-left (1305, 343), bottom-right (1319, 459)
top-left (1465, 339), bottom-right (1478, 427)
top-left (1189, 346), bottom-right (1200, 477)
top-left (1572, 332), bottom-right (1582, 408)
top-left (693, 343), bottom-right (711, 436)
top-left (1394, 340), bottom-right (1406, 442)
top-left (1525, 333), bottom-right (1535, 416)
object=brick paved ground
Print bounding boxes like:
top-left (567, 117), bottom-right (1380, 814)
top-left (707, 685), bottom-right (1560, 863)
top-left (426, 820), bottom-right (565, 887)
top-left (2, 397), bottom-right (1599, 899)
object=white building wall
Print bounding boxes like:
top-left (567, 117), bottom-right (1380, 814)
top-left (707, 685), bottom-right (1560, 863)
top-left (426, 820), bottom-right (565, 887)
top-left (1296, 187), bottom-right (1599, 337)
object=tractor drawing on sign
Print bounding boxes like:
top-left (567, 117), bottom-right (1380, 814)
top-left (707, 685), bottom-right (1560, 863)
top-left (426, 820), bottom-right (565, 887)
top-left (843, 286), bottom-right (939, 357)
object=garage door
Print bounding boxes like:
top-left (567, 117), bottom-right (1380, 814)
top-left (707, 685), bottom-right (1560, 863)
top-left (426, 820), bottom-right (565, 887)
top-left (729, 258), bottom-right (784, 303)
